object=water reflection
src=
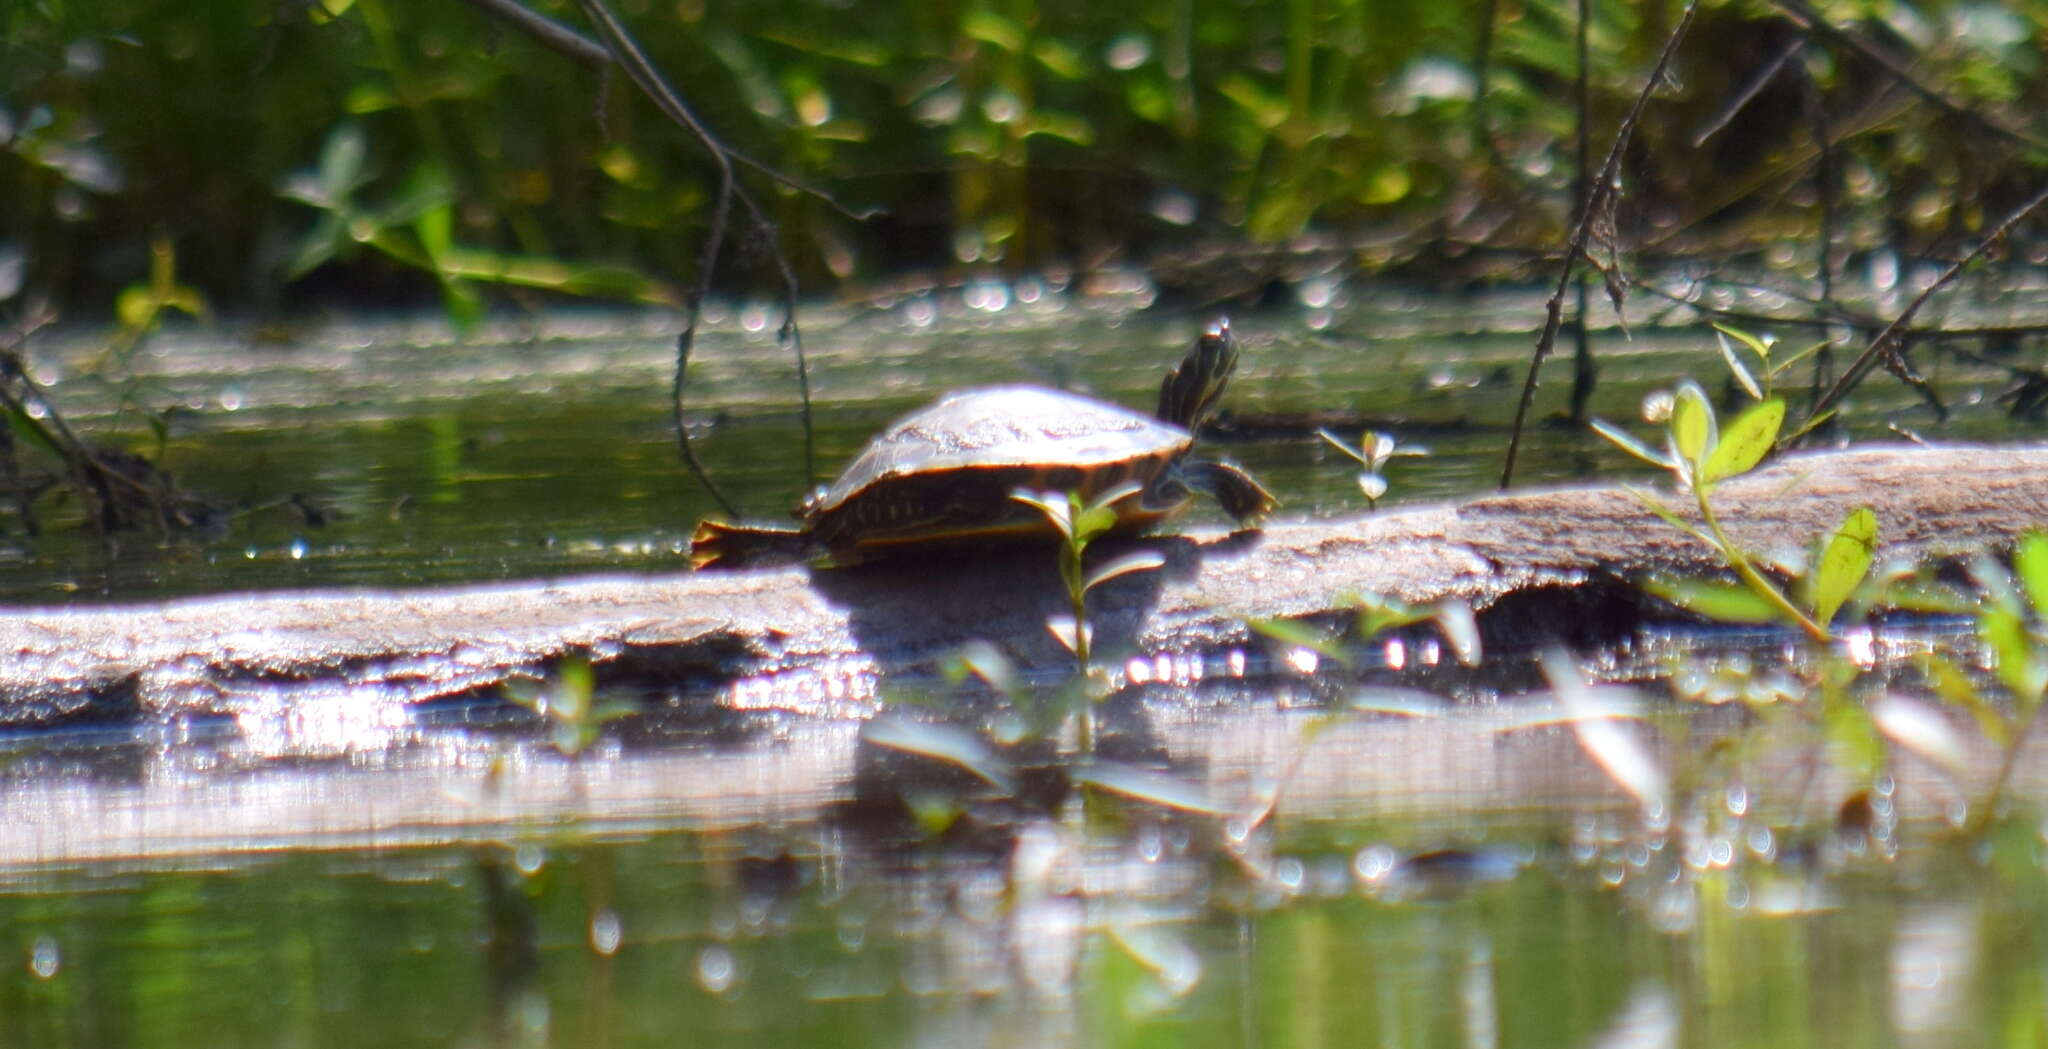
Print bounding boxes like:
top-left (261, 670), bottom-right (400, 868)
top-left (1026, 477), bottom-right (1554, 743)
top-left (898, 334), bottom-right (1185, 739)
top-left (0, 745), bottom-right (2042, 1049)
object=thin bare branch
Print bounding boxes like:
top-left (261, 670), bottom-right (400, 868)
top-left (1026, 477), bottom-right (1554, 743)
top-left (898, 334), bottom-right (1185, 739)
top-left (1500, 0), bottom-right (1701, 488)
top-left (1802, 179), bottom-right (2048, 428)
top-left (1691, 33), bottom-right (1805, 148)
top-left (1772, 0), bottom-right (2048, 154)
top-left (454, 0), bottom-right (611, 67)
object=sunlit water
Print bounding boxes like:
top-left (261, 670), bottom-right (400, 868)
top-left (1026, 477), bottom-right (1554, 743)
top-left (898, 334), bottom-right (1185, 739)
top-left (7, 279), bottom-right (2048, 1046)
top-left (11, 280), bottom-right (2039, 600)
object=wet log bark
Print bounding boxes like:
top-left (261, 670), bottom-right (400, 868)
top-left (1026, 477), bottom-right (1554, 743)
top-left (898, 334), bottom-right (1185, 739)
top-left (1, 443), bottom-right (2041, 724)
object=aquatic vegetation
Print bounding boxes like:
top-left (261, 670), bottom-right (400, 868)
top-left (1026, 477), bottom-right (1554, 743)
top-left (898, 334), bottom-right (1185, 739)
top-left (1593, 376), bottom-right (1875, 643)
top-left (1012, 482), bottom-right (1165, 741)
top-left (1881, 531), bottom-right (2048, 835)
top-left (1252, 592), bottom-right (1480, 672)
top-left (1011, 483), bottom-right (1164, 671)
top-left (280, 123), bottom-right (677, 331)
top-left (502, 654), bottom-right (636, 756)
top-left (1316, 428), bottom-right (1428, 510)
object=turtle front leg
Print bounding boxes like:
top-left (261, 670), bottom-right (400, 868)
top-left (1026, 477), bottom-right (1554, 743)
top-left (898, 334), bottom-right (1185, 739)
top-left (1178, 459), bottom-right (1277, 524)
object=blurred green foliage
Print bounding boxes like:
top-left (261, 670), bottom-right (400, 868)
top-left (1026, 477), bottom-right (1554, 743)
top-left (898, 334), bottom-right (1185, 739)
top-left (2, 0), bottom-right (2044, 316)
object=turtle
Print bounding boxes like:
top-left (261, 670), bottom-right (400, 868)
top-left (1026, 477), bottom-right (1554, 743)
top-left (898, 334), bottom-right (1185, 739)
top-left (689, 318), bottom-right (1275, 569)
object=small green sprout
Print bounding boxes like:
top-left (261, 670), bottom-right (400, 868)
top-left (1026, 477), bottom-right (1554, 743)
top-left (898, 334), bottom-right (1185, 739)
top-left (503, 655), bottom-right (636, 756)
top-left (1251, 593), bottom-right (1480, 672)
top-left (1319, 429), bottom-right (1428, 509)
top-left (1011, 481), bottom-right (1166, 751)
top-left (1711, 324), bottom-right (1831, 420)
top-left (1011, 481), bottom-right (1166, 673)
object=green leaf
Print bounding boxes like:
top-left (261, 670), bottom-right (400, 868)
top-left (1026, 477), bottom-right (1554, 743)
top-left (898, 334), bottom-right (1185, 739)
top-left (1919, 653), bottom-right (2009, 746)
top-left (1072, 502), bottom-right (1120, 544)
top-left (1621, 485), bottom-right (1713, 547)
top-left (862, 715), bottom-right (1017, 794)
top-left (1084, 550), bottom-right (1164, 593)
top-left (942, 640), bottom-right (1019, 698)
top-left (1431, 601), bottom-right (1483, 666)
top-left (1823, 698), bottom-right (1885, 782)
top-left (1589, 418), bottom-right (1673, 469)
top-left (1352, 593), bottom-right (1430, 637)
top-left (1711, 324), bottom-right (1773, 365)
top-left (1714, 329), bottom-right (1764, 400)
top-left (1010, 489), bottom-right (1075, 540)
top-left (316, 123), bottom-right (368, 203)
top-left (1769, 340), bottom-right (1830, 380)
top-left (1667, 381), bottom-right (1715, 480)
top-left (1981, 603), bottom-right (2047, 708)
top-left (1869, 694), bottom-right (1972, 783)
top-left (2014, 531), bottom-right (2048, 619)
top-left (5, 407), bottom-right (64, 461)
top-left (1643, 576), bottom-right (1782, 623)
top-left (114, 286), bottom-right (156, 332)
top-left (1249, 616), bottom-right (1352, 669)
top-left (1347, 688), bottom-right (1456, 718)
top-left (1317, 427), bottom-right (1368, 466)
top-left (1542, 650), bottom-right (1666, 810)
top-left (378, 164), bottom-right (456, 229)
top-left (1071, 761), bottom-right (1232, 815)
top-left (959, 9), bottom-right (1026, 51)
top-left (1812, 506), bottom-right (1877, 627)
top-left (414, 203), bottom-right (454, 265)
top-left (284, 213), bottom-right (347, 279)
top-left (1072, 480), bottom-right (1144, 545)
top-left (1700, 399), bottom-right (1783, 485)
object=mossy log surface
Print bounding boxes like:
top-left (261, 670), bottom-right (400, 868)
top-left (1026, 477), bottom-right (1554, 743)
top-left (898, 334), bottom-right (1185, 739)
top-left (0, 444), bottom-right (2039, 723)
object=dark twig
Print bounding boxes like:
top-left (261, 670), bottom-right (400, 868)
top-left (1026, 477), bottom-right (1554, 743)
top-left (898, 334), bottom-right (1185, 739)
top-left (1802, 180), bottom-right (2048, 429)
top-left (459, 0), bottom-right (871, 223)
top-left (454, 0), bottom-right (610, 66)
top-left (1500, 0), bottom-right (1700, 488)
top-left (463, 0), bottom-right (861, 509)
top-left (1691, 33), bottom-right (1805, 148)
top-left (0, 305), bottom-right (188, 535)
top-left (1565, 0), bottom-right (1595, 424)
top-left (570, 0), bottom-right (744, 515)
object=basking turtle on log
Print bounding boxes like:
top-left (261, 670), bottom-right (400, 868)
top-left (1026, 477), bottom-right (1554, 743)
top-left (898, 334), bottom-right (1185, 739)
top-left (690, 319), bottom-right (1276, 568)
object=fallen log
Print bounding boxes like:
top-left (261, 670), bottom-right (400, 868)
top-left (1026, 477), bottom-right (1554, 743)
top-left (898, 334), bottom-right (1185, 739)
top-left (0, 444), bottom-right (2040, 736)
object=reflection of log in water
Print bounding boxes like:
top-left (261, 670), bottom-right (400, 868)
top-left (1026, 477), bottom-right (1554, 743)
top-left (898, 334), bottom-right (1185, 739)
top-left (0, 687), bottom-right (2019, 867)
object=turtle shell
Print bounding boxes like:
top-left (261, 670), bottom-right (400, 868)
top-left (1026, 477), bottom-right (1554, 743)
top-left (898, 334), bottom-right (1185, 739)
top-left (800, 385), bottom-right (1193, 557)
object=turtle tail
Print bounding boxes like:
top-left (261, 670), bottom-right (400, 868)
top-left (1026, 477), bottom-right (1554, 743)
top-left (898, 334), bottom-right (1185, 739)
top-left (689, 519), bottom-right (812, 570)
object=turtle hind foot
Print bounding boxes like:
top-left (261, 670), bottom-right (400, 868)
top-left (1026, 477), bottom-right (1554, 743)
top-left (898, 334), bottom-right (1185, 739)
top-left (689, 519), bottom-right (812, 570)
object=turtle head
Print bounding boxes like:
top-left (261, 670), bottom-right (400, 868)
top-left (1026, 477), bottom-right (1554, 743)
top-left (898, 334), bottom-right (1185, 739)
top-left (1156, 318), bottom-right (1239, 431)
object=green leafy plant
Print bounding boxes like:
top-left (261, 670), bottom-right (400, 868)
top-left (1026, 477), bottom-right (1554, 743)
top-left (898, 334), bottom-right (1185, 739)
top-left (108, 233), bottom-right (209, 361)
top-left (1593, 377), bottom-right (1875, 643)
top-left (1252, 592), bottom-right (1480, 672)
top-left (281, 124), bottom-right (676, 329)
top-left (1006, 482), bottom-right (1164, 751)
top-left (1892, 532), bottom-right (2048, 834)
top-left (1011, 482), bottom-right (1166, 674)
